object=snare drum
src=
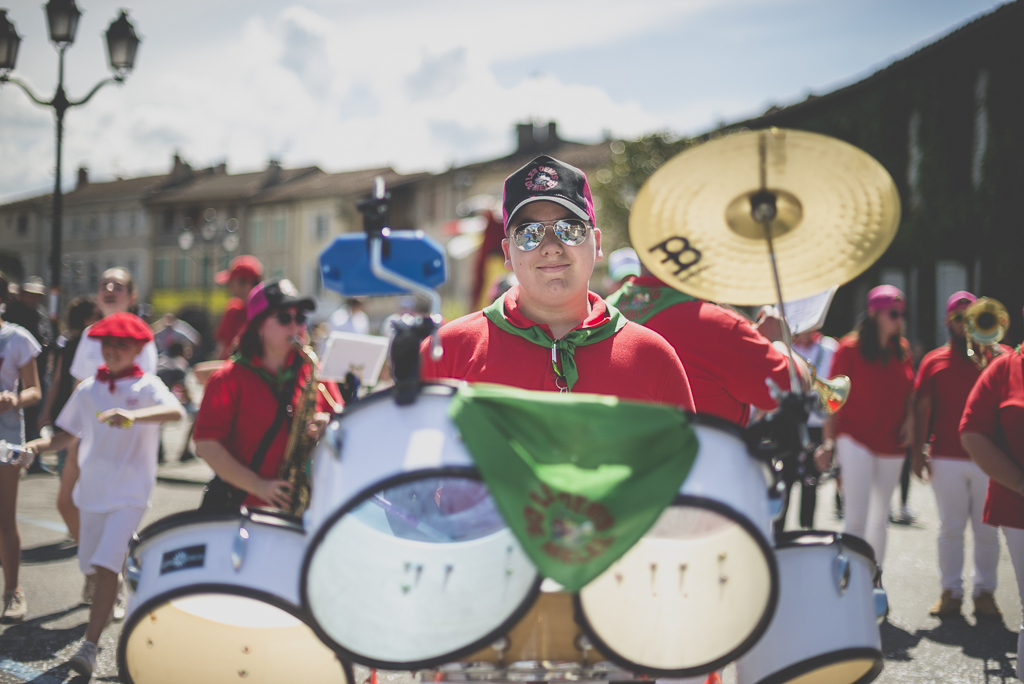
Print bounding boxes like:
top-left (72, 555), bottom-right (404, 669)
top-left (302, 385), bottom-right (542, 669)
top-left (735, 531), bottom-right (884, 684)
top-left (575, 416), bottom-right (778, 678)
top-left (117, 508), bottom-right (351, 684)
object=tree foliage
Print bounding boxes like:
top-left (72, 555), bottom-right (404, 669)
top-left (593, 131), bottom-right (697, 251)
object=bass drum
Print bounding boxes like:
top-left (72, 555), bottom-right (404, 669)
top-left (302, 384), bottom-right (541, 669)
top-left (576, 416), bottom-right (778, 678)
top-left (117, 508), bottom-right (351, 684)
top-left (735, 531), bottom-right (884, 684)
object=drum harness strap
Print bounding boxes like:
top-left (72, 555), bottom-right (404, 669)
top-left (482, 295), bottom-right (627, 393)
top-left (201, 356), bottom-right (303, 510)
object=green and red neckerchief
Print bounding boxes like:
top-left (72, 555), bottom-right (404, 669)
top-left (231, 351), bottom-right (302, 394)
top-left (605, 276), bottom-right (697, 325)
top-left (483, 288), bottom-right (628, 392)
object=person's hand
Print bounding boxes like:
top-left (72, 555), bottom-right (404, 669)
top-left (911, 451), bottom-right (931, 480)
top-left (254, 479), bottom-right (293, 509)
top-left (14, 447), bottom-right (36, 469)
top-left (754, 307), bottom-right (788, 343)
top-left (0, 391), bottom-right (18, 414)
top-left (305, 412), bottom-right (330, 440)
top-left (98, 408), bottom-right (136, 429)
top-left (814, 440), bottom-right (835, 474)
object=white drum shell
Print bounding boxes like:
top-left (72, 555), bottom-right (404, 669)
top-left (119, 511), bottom-right (349, 684)
top-left (307, 386), bottom-right (473, 534)
top-left (736, 536), bottom-right (882, 684)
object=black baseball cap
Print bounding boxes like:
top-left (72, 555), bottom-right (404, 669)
top-left (502, 155), bottom-right (596, 233)
top-left (246, 277), bottom-right (315, 322)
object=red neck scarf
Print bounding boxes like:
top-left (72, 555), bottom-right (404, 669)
top-left (96, 364), bottom-right (144, 392)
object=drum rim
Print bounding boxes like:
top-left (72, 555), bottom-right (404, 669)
top-left (133, 507), bottom-right (303, 546)
top-left (745, 646), bottom-right (883, 684)
top-left (573, 493), bottom-right (780, 678)
top-left (774, 530), bottom-right (877, 564)
top-left (334, 381), bottom-right (459, 419)
top-left (116, 582), bottom-right (355, 684)
top-left (300, 465), bottom-right (544, 670)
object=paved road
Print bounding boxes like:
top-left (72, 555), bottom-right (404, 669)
top-left (0, 456), bottom-right (1020, 683)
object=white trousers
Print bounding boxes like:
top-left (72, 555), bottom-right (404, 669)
top-left (836, 435), bottom-right (903, 567)
top-left (1000, 527), bottom-right (1024, 680)
top-left (930, 458), bottom-right (1000, 597)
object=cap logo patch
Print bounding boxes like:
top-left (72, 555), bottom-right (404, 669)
top-left (278, 279), bottom-right (299, 296)
top-left (525, 166), bottom-right (559, 192)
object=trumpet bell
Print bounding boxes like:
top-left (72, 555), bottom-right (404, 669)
top-left (965, 297), bottom-right (1009, 346)
top-left (815, 374), bottom-right (851, 416)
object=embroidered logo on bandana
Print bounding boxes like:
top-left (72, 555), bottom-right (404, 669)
top-left (617, 288), bottom-right (664, 322)
top-left (523, 483), bottom-right (616, 565)
top-left (524, 166), bottom-right (559, 192)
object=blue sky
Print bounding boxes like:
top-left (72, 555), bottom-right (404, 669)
top-left (0, 0), bottom-right (1005, 202)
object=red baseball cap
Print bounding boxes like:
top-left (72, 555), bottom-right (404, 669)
top-left (88, 312), bottom-right (154, 343)
top-left (867, 285), bottom-right (905, 313)
top-left (946, 291), bottom-right (976, 315)
top-left (215, 255), bottom-right (263, 285)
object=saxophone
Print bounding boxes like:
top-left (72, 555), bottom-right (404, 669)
top-left (278, 340), bottom-right (322, 515)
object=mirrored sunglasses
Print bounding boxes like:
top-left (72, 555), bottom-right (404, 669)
top-left (510, 219), bottom-right (590, 252)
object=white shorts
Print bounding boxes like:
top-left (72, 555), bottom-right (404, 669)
top-left (79, 507), bottom-right (146, 575)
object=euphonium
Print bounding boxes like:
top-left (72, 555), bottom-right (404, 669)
top-left (964, 297), bottom-right (1009, 369)
top-left (278, 340), bottom-right (322, 515)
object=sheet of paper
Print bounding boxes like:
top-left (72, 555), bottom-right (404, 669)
top-left (319, 332), bottom-right (391, 387)
top-left (778, 286), bottom-right (838, 334)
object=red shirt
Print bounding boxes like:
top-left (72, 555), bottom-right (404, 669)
top-left (194, 354), bottom-right (342, 508)
top-left (632, 277), bottom-right (789, 426)
top-left (215, 298), bottom-right (247, 359)
top-left (960, 350), bottom-right (1024, 529)
top-left (420, 288), bottom-right (694, 410)
top-left (831, 335), bottom-right (914, 455)
top-left (915, 343), bottom-right (1013, 459)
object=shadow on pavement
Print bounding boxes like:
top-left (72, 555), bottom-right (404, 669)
top-left (0, 605), bottom-right (87, 660)
top-left (20, 539), bottom-right (79, 564)
top-left (915, 615), bottom-right (1018, 680)
top-left (881, 620), bottom-right (923, 661)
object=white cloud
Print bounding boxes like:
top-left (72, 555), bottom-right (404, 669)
top-left (0, 0), bottom-right (733, 201)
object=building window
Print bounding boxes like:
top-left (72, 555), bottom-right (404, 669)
top-left (199, 255), bottom-right (212, 286)
top-left (128, 211), bottom-right (138, 234)
top-left (107, 212), bottom-right (117, 236)
top-left (177, 256), bottom-right (191, 287)
top-left (87, 261), bottom-right (99, 291)
top-left (87, 217), bottom-right (99, 239)
top-left (16, 214), bottom-right (28, 236)
top-left (252, 216), bottom-right (265, 246)
top-left (163, 210), bottom-right (175, 234)
top-left (155, 256), bottom-right (169, 287)
top-left (314, 214), bottom-right (329, 241)
top-left (273, 215), bottom-right (287, 246)
top-left (127, 260), bottom-right (138, 281)
top-left (71, 218), bottom-right (82, 239)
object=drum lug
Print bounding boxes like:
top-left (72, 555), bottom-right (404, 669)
top-left (232, 522), bottom-right (250, 572)
top-left (574, 634), bottom-right (593, 666)
top-left (873, 564), bottom-right (889, 623)
top-left (125, 532), bottom-right (142, 592)
top-left (832, 535), bottom-right (850, 596)
top-left (490, 636), bottom-right (509, 666)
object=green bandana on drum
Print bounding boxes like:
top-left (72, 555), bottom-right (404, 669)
top-left (605, 280), bottom-right (697, 325)
top-left (449, 384), bottom-right (699, 591)
top-left (482, 296), bottom-right (627, 392)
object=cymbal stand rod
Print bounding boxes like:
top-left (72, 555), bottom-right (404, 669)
top-left (762, 220), bottom-right (801, 395)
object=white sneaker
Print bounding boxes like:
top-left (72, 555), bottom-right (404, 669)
top-left (1, 587), bottom-right (27, 622)
top-left (112, 576), bottom-right (127, 622)
top-left (82, 574), bottom-right (97, 604)
top-left (69, 640), bottom-right (97, 678)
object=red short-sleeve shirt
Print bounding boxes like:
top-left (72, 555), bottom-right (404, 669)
top-left (915, 343), bottom-right (1013, 459)
top-left (960, 350), bottom-right (1024, 529)
top-left (420, 288), bottom-right (695, 410)
top-left (632, 278), bottom-right (790, 426)
top-left (831, 335), bottom-right (914, 455)
top-left (194, 355), bottom-right (342, 508)
top-left (215, 298), bottom-right (247, 359)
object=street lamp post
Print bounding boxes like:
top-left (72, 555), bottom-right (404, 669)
top-left (0, 1), bottom-right (140, 317)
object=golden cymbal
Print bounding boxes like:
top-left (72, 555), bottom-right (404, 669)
top-left (629, 128), bottom-right (901, 305)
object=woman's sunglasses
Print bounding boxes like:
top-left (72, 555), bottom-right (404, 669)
top-left (947, 311), bottom-right (966, 324)
top-left (510, 219), bottom-right (590, 252)
top-left (276, 310), bottom-right (308, 326)
top-left (886, 309), bottom-right (904, 321)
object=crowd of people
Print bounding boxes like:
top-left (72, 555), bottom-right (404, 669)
top-left (0, 154), bottom-right (1023, 681)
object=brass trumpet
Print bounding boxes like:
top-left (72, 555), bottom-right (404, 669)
top-left (964, 297), bottom-right (1009, 369)
top-left (807, 361), bottom-right (851, 415)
